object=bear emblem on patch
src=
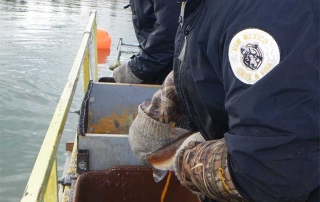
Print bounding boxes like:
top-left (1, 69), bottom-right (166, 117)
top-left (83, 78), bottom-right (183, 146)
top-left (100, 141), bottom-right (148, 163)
top-left (228, 28), bottom-right (280, 85)
top-left (241, 43), bottom-right (263, 70)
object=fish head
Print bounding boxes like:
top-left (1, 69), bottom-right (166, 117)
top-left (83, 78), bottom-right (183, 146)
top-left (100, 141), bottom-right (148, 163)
top-left (146, 128), bottom-right (193, 182)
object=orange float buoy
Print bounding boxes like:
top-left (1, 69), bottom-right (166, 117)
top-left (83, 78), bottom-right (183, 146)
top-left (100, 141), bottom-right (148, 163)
top-left (97, 28), bottom-right (111, 50)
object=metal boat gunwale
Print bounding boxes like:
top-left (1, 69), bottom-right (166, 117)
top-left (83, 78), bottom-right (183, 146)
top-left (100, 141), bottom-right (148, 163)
top-left (21, 10), bottom-right (98, 202)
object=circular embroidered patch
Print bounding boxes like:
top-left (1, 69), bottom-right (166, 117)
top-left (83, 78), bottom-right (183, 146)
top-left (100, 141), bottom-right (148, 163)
top-left (228, 28), bottom-right (280, 85)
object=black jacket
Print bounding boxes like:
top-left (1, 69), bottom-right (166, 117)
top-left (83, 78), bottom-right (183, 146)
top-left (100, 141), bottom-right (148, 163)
top-left (129, 0), bottom-right (180, 84)
top-left (173, 0), bottom-right (319, 201)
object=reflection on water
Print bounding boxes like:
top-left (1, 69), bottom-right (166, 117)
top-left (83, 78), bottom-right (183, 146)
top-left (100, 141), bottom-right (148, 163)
top-left (0, 1), bottom-right (137, 201)
top-left (98, 49), bottom-right (111, 64)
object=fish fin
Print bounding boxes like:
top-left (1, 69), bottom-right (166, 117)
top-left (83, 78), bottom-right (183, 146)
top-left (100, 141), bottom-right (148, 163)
top-left (152, 167), bottom-right (168, 183)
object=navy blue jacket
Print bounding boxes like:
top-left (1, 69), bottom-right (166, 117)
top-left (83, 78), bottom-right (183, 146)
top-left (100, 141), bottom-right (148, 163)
top-left (128, 0), bottom-right (180, 84)
top-left (173, 0), bottom-right (319, 201)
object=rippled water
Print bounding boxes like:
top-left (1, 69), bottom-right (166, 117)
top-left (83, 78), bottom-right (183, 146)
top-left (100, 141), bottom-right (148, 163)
top-left (0, 1), bottom-right (137, 201)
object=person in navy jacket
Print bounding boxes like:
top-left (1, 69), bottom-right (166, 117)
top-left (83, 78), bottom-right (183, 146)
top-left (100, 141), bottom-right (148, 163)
top-left (128, 0), bottom-right (319, 201)
top-left (113, 0), bottom-right (180, 84)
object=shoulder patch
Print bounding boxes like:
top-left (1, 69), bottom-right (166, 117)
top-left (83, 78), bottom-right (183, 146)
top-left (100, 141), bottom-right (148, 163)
top-left (228, 28), bottom-right (280, 85)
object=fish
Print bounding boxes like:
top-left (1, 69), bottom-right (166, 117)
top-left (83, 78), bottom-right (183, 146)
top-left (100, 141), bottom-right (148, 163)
top-left (146, 128), bottom-right (193, 182)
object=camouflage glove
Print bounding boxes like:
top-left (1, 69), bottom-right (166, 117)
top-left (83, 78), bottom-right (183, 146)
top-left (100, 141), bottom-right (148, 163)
top-left (140, 71), bottom-right (182, 123)
top-left (174, 138), bottom-right (247, 202)
top-left (113, 61), bottom-right (143, 84)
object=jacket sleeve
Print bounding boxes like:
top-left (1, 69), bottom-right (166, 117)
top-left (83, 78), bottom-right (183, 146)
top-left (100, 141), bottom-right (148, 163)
top-left (129, 0), bottom-right (180, 83)
top-left (208, 1), bottom-right (320, 201)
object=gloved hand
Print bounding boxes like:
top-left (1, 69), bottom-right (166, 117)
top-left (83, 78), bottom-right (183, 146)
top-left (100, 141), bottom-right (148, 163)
top-left (128, 105), bottom-right (173, 165)
top-left (144, 130), bottom-right (201, 182)
top-left (113, 61), bottom-right (143, 84)
top-left (158, 132), bottom-right (205, 171)
top-left (173, 137), bottom-right (246, 201)
top-left (128, 71), bottom-right (184, 165)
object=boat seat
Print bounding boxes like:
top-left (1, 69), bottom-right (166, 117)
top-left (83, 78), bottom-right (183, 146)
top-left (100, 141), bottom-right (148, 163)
top-left (76, 79), bottom-right (160, 172)
top-left (78, 78), bottom-right (159, 135)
